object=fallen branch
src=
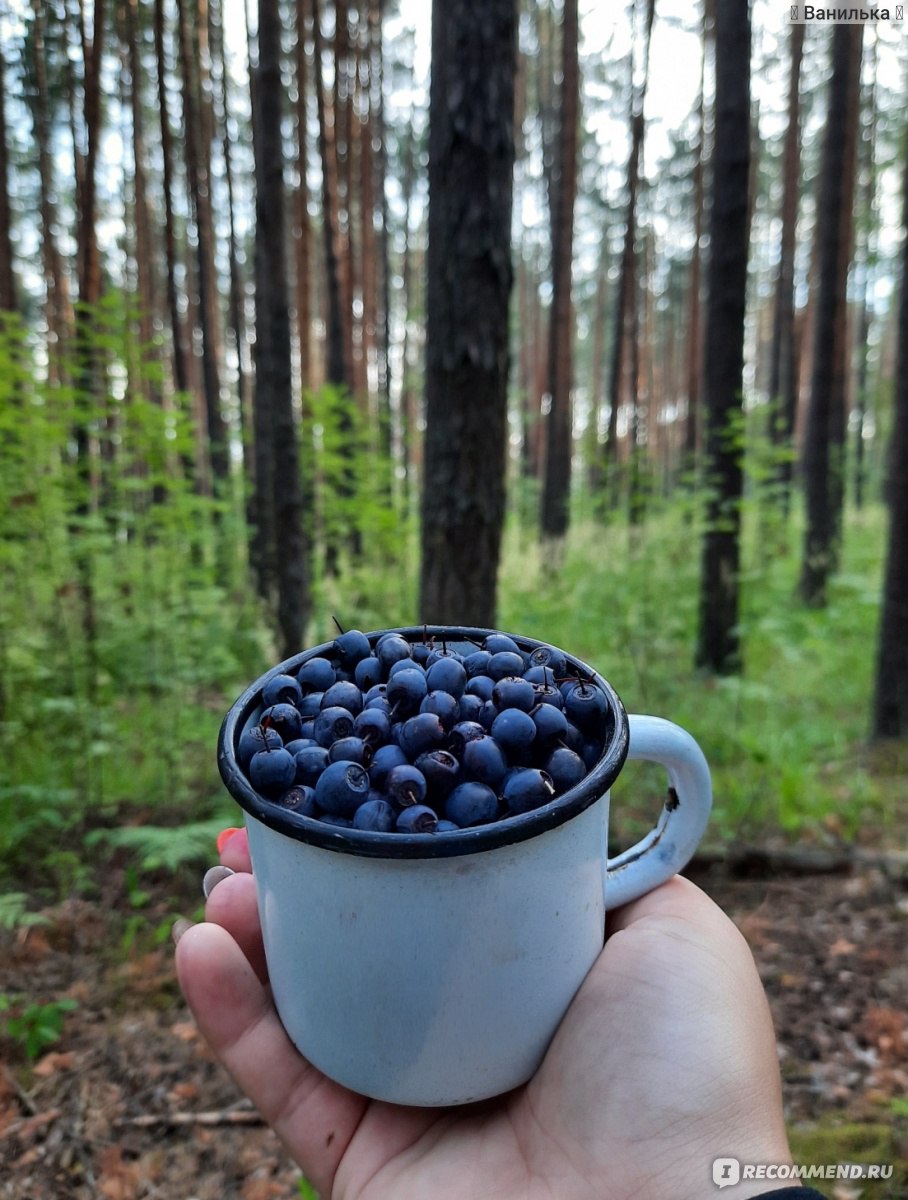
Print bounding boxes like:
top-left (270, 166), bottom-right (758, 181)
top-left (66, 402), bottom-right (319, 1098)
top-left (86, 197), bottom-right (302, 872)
top-left (684, 845), bottom-right (908, 879)
top-left (113, 1109), bottom-right (264, 1129)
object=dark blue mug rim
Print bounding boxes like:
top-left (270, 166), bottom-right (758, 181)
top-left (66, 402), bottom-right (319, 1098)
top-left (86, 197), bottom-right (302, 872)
top-left (217, 626), bottom-right (630, 860)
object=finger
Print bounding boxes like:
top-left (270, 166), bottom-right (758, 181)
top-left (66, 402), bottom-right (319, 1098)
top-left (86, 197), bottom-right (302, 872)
top-left (175, 922), bottom-right (367, 1196)
top-left (204, 870), bottom-right (268, 983)
top-left (605, 873), bottom-right (730, 940)
top-left (218, 826), bottom-right (252, 872)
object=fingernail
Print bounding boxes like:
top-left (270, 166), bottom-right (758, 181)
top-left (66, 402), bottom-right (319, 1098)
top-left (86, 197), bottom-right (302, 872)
top-left (172, 917), bottom-right (194, 946)
top-left (203, 865), bottom-right (236, 899)
top-left (217, 827), bottom-right (243, 855)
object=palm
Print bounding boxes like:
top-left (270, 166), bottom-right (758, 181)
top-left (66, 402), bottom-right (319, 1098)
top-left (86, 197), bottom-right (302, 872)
top-left (177, 849), bottom-right (790, 1200)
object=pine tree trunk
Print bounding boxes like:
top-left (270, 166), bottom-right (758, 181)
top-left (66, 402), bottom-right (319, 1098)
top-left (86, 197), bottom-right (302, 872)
top-left (684, 55), bottom-right (705, 482)
top-left (177, 0), bottom-right (229, 487)
top-left (332, 0), bottom-right (356, 388)
top-left (255, 0), bottom-right (309, 656)
top-left (0, 38), bottom-right (17, 313)
top-left (154, 0), bottom-right (191, 398)
top-left (799, 25), bottom-right (862, 607)
top-left (539, 0), bottom-right (579, 540)
top-left (294, 0), bottom-right (312, 391)
top-left (369, 0), bottom-right (392, 438)
top-left (312, 0), bottom-right (348, 390)
top-left (871, 137), bottom-right (908, 738)
top-left (399, 113), bottom-right (417, 511)
top-left (767, 22), bottom-right (804, 513)
top-left (30, 0), bottom-right (72, 381)
top-left (694, 0), bottom-right (750, 675)
top-left (419, 0), bottom-right (517, 625)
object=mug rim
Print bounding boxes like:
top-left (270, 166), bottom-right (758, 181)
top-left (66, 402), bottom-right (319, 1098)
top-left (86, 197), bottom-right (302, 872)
top-left (217, 625), bottom-right (630, 860)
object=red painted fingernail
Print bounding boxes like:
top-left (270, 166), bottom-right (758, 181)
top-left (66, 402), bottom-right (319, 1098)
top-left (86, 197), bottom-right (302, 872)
top-left (216, 827), bottom-right (243, 855)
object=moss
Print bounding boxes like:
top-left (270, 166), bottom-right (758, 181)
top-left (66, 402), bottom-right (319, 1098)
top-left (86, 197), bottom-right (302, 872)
top-left (787, 1118), bottom-right (908, 1200)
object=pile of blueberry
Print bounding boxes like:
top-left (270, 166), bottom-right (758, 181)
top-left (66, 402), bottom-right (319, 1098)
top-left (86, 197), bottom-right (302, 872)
top-left (236, 629), bottom-right (611, 834)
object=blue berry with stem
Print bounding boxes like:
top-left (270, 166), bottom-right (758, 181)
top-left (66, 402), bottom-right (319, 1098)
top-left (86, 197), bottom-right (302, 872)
top-left (278, 784), bottom-right (320, 817)
top-left (238, 724), bottom-right (282, 768)
top-left (353, 798), bottom-right (396, 831)
top-left (297, 656), bottom-right (336, 692)
top-left (261, 703), bottom-right (303, 743)
top-left (249, 746), bottom-right (297, 796)
top-left (445, 781), bottom-right (498, 826)
top-left (396, 805), bottom-right (438, 833)
top-left (333, 626), bottom-right (372, 668)
top-left (414, 749), bottom-right (460, 800)
top-left (462, 735), bottom-right (507, 789)
top-left (397, 712), bottom-right (446, 759)
top-left (369, 743), bottom-right (408, 789)
top-left (425, 656), bottom-right (467, 699)
top-left (314, 760), bottom-right (371, 817)
top-left (321, 680), bottom-right (364, 716)
top-left (420, 690), bottom-right (459, 731)
top-left (387, 764), bottom-right (428, 808)
top-left (262, 673), bottom-right (303, 710)
top-left (491, 707), bottom-right (537, 756)
top-left (293, 744), bottom-right (329, 786)
top-left (544, 746), bottom-right (587, 793)
top-left (492, 676), bottom-right (535, 712)
top-left (502, 768), bottom-right (556, 814)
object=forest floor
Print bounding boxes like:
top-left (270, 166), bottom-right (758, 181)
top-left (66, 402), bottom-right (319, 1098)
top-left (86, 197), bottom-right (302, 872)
top-left (2, 855), bottom-right (907, 1200)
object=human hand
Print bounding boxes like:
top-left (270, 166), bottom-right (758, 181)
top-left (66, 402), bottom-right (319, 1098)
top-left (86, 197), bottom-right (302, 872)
top-left (176, 831), bottom-right (791, 1200)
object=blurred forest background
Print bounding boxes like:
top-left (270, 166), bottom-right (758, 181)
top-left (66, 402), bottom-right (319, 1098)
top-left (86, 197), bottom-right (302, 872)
top-left (0, 0), bottom-right (907, 1195)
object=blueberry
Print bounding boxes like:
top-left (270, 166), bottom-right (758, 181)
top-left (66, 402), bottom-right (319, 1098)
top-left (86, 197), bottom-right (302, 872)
top-left (333, 628), bottom-right (372, 667)
top-left (352, 707), bottom-right (391, 746)
top-left (297, 656), bottom-right (336, 692)
top-left (319, 813), bottom-right (354, 828)
top-left (477, 700), bottom-right (499, 731)
top-left (435, 819), bottom-right (460, 832)
top-left (456, 694), bottom-right (485, 723)
top-left (249, 746), bottom-right (297, 796)
top-left (419, 689), bottom-right (460, 731)
top-left (293, 744), bottom-right (330, 786)
top-left (278, 784), bottom-right (320, 817)
top-left (363, 683), bottom-right (388, 705)
top-left (321, 680), bottom-right (364, 716)
top-left (298, 692), bottom-right (325, 718)
top-left (354, 656), bottom-right (383, 692)
top-left (238, 724), bottom-right (282, 768)
top-left (462, 735), bottom-right (507, 788)
top-left (261, 703), bottom-right (304, 743)
top-left (502, 767), bottom-right (556, 814)
top-left (527, 644), bottom-right (568, 680)
top-left (328, 736), bottom-right (372, 765)
top-left (491, 707), bottom-right (537, 755)
top-left (483, 633), bottom-right (522, 656)
top-left (544, 746), bottom-right (587, 793)
top-left (425, 657), bottom-right (467, 699)
top-left (448, 720), bottom-right (486, 756)
top-left (563, 680), bottom-right (608, 732)
top-left (395, 804), bottom-right (438, 833)
top-left (463, 650), bottom-right (492, 678)
top-left (530, 702), bottom-right (568, 747)
top-left (377, 634), bottom-right (412, 675)
top-left (284, 737), bottom-right (318, 756)
top-left (414, 749), bottom-right (460, 800)
top-left (425, 645), bottom-right (465, 666)
top-left (389, 656), bottom-right (425, 678)
top-left (262, 673), bottom-right (303, 710)
top-left (369, 743), bottom-right (408, 789)
top-left (386, 668), bottom-right (428, 716)
top-left (531, 681), bottom-right (564, 709)
top-left (487, 651), bottom-right (526, 681)
top-left (445, 781), bottom-right (498, 826)
top-left (464, 674), bottom-right (494, 702)
top-left (313, 705), bottom-right (356, 747)
top-left (410, 641), bottom-right (433, 666)
top-left (491, 676), bottom-right (535, 712)
top-left (314, 759), bottom-right (371, 817)
top-left (397, 712), bottom-right (446, 759)
top-left (387, 764), bottom-right (428, 807)
top-left (353, 797), bottom-right (395, 831)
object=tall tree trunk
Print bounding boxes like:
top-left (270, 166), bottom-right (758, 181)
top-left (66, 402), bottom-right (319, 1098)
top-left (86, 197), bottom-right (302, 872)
top-left (871, 135), bottom-right (908, 738)
top-left (370, 0), bottom-right (391, 442)
top-left (399, 112), bottom-right (418, 511)
top-left (683, 44), bottom-right (705, 483)
top-left (799, 25), bottom-right (862, 607)
top-left (124, 0), bottom-right (159, 381)
top-left (0, 35), bottom-right (17, 314)
top-left (30, 0), bottom-right (72, 379)
top-left (767, 22), bottom-right (804, 513)
top-left (539, 0), bottom-right (579, 539)
top-left (177, 0), bottom-right (229, 487)
top-left (255, 0), bottom-right (308, 656)
top-left (312, 0), bottom-right (348, 390)
top-left (153, 0), bottom-right (191, 398)
top-left (694, 0), bottom-right (751, 675)
top-left (332, 0), bottom-right (356, 387)
top-left (602, 0), bottom-right (655, 512)
top-left (853, 41), bottom-right (877, 514)
top-left (420, 0), bottom-right (517, 625)
top-left (294, 0), bottom-right (312, 391)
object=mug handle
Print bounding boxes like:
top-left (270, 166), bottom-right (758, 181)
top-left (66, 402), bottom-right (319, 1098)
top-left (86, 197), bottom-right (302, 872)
top-left (602, 714), bottom-right (712, 912)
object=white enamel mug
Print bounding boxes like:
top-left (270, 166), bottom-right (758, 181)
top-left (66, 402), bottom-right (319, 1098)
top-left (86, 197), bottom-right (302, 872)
top-left (218, 627), bottom-right (712, 1107)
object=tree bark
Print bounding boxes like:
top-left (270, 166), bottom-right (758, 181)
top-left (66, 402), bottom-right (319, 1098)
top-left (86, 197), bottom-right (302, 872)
top-left (0, 35), bottom-right (17, 313)
top-left (124, 0), bottom-right (159, 377)
top-left (419, 0), bottom-right (517, 625)
top-left (294, 0), bottom-right (312, 391)
top-left (799, 25), bottom-right (862, 606)
top-left (871, 134), bottom-right (908, 738)
top-left (539, 0), bottom-right (579, 539)
top-left (767, 22), bottom-right (804, 512)
top-left (177, 0), bottom-right (229, 487)
top-left (154, 0), bottom-right (191, 398)
top-left (694, 0), bottom-right (750, 675)
top-left (683, 47), bottom-right (705, 483)
top-left (255, 0), bottom-right (309, 656)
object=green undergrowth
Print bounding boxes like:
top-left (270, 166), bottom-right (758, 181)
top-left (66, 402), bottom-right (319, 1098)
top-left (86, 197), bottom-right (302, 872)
top-left (788, 1116), bottom-right (908, 1200)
